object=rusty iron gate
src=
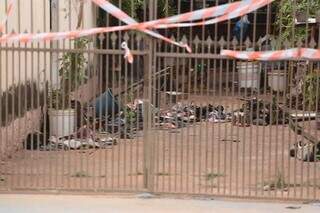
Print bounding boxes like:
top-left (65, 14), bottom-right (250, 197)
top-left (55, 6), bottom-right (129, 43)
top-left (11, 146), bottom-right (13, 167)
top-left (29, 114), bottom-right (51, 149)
top-left (0, 0), bottom-right (320, 201)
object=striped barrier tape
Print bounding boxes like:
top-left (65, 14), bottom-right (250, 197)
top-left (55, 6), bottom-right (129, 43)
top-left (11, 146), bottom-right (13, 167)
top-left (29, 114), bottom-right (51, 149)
top-left (0, 0), bottom-right (274, 62)
top-left (91, 0), bottom-right (273, 30)
top-left (300, 48), bottom-right (320, 60)
top-left (113, 0), bottom-right (243, 29)
top-left (0, 0), bottom-right (271, 44)
top-left (0, 25), bottom-right (133, 43)
top-left (221, 48), bottom-right (320, 61)
top-left (154, 0), bottom-right (274, 29)
top-left (91, 0), bottom-right (191, 52)
top-left (0, 0), bottom-right (15, 33)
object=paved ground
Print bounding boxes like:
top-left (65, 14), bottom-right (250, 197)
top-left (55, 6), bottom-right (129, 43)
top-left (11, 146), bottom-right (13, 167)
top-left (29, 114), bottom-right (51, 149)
top-left (0, 194), bottom-right (319, 213)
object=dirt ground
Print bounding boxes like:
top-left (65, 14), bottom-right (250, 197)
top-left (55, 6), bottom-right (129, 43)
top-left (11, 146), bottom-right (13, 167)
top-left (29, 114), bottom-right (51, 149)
top-left (1, 95), bottom-right (320, 200)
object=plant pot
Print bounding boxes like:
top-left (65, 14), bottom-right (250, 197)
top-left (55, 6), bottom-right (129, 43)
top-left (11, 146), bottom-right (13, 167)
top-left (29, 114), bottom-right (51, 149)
top-left (49, 109), bottom-right (76, 138)
top-left (268, 70), bottom-right (287, 92)
top-left (237, 62), bottom-right (261, 89)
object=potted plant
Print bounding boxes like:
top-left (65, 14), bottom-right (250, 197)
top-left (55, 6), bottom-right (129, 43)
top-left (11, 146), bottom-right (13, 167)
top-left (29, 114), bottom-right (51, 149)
top-left (49, 38), bottom-right (90, 138)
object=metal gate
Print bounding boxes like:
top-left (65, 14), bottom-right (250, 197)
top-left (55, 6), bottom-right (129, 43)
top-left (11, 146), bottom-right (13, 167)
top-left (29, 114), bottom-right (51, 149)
top-left (0, 0), bottom-right (320, 201)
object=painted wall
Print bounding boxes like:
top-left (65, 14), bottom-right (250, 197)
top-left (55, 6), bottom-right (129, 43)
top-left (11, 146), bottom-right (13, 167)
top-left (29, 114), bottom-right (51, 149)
top-left (0, 0), bottom-right (96, 90)
top-left (0, 0), bottom-right (51, 91)
top-left (0, 0), bottom-right (97, 158)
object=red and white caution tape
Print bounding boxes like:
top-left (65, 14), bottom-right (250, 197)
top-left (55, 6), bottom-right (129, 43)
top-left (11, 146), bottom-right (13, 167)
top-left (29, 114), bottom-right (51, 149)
top-left (0, 0), bottom-right (272, 44)
top-left (300, 48), bottom-right (320, 60)
top-left (0, 0), bottom-right (276, 62)
top-left (91, 0), bottom-right (191, 52)
top-left (154, 0), bottom-right (273, 29)
top-left (91, 0), bottom-right (272, 31)
top-left (221, 48), bottom-right (320, 61)
top-left (135, 0), bottom-right (242, 29)
top-left (0, 25), bottom-right (132, 43)
top-left (0, 0), bottom-right (15, 33)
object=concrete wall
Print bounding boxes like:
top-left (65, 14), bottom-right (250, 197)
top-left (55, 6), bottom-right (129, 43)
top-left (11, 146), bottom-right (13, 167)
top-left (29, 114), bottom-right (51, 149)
top-left (0, 109), bottom-right (42, 160)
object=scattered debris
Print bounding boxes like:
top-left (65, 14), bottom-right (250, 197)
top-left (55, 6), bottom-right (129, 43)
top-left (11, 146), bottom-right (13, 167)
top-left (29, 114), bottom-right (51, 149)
top-left (285, 206), bottom-right (301, 210)
top-left (136, 192), bottom-right (155, 199)
top-left (49, 135), bottom-right (116, 150)
top-left (156, 102), bottom-right (231, 129)
top-left (221, 136), bottom-right (240, 143)
top-left (288, 118), bottom-right (320, 162)
top-left (192, 196), bottom-right (215, 201)
top-left (290, 141), bottom-right (317, 162)
top-left (262, 184), bottom-right (288, 192)
top-left (290, 112), bottom-right (317, 120)
top-left (232, 97), bottom-right (289, 126)
top-left (207, 106), bottom-right (230, 123)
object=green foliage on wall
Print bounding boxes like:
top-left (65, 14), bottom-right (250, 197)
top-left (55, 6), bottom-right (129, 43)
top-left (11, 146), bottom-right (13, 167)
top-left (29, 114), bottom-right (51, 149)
top-left (275, 0), bottom-right (320, 44)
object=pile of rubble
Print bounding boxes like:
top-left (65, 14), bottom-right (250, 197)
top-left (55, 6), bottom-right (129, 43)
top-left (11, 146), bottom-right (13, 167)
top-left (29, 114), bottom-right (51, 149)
top-left (26, 96), bottom-right (292, 151)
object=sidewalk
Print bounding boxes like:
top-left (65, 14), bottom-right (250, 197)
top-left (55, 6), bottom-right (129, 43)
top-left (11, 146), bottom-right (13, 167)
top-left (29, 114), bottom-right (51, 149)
top-left (0, 194), bottom-right (319, 213)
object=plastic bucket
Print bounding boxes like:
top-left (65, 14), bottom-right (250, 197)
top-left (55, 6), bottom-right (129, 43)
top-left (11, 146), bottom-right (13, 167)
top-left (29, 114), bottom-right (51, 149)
top-left (49, 109), bottom-right (76, 138)
top-left (237, 62), bottom-right (261, 89)
top-left (268, 70), bottom-right (286, 92)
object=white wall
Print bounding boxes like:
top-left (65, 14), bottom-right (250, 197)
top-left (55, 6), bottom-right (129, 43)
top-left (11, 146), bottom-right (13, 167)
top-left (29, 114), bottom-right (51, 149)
top-left (0, 0), bottom-right (51, 91)
top-left (58, 0), bottom-right (95, 32)
top-left (0, 0), bottom-right (96, 91)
